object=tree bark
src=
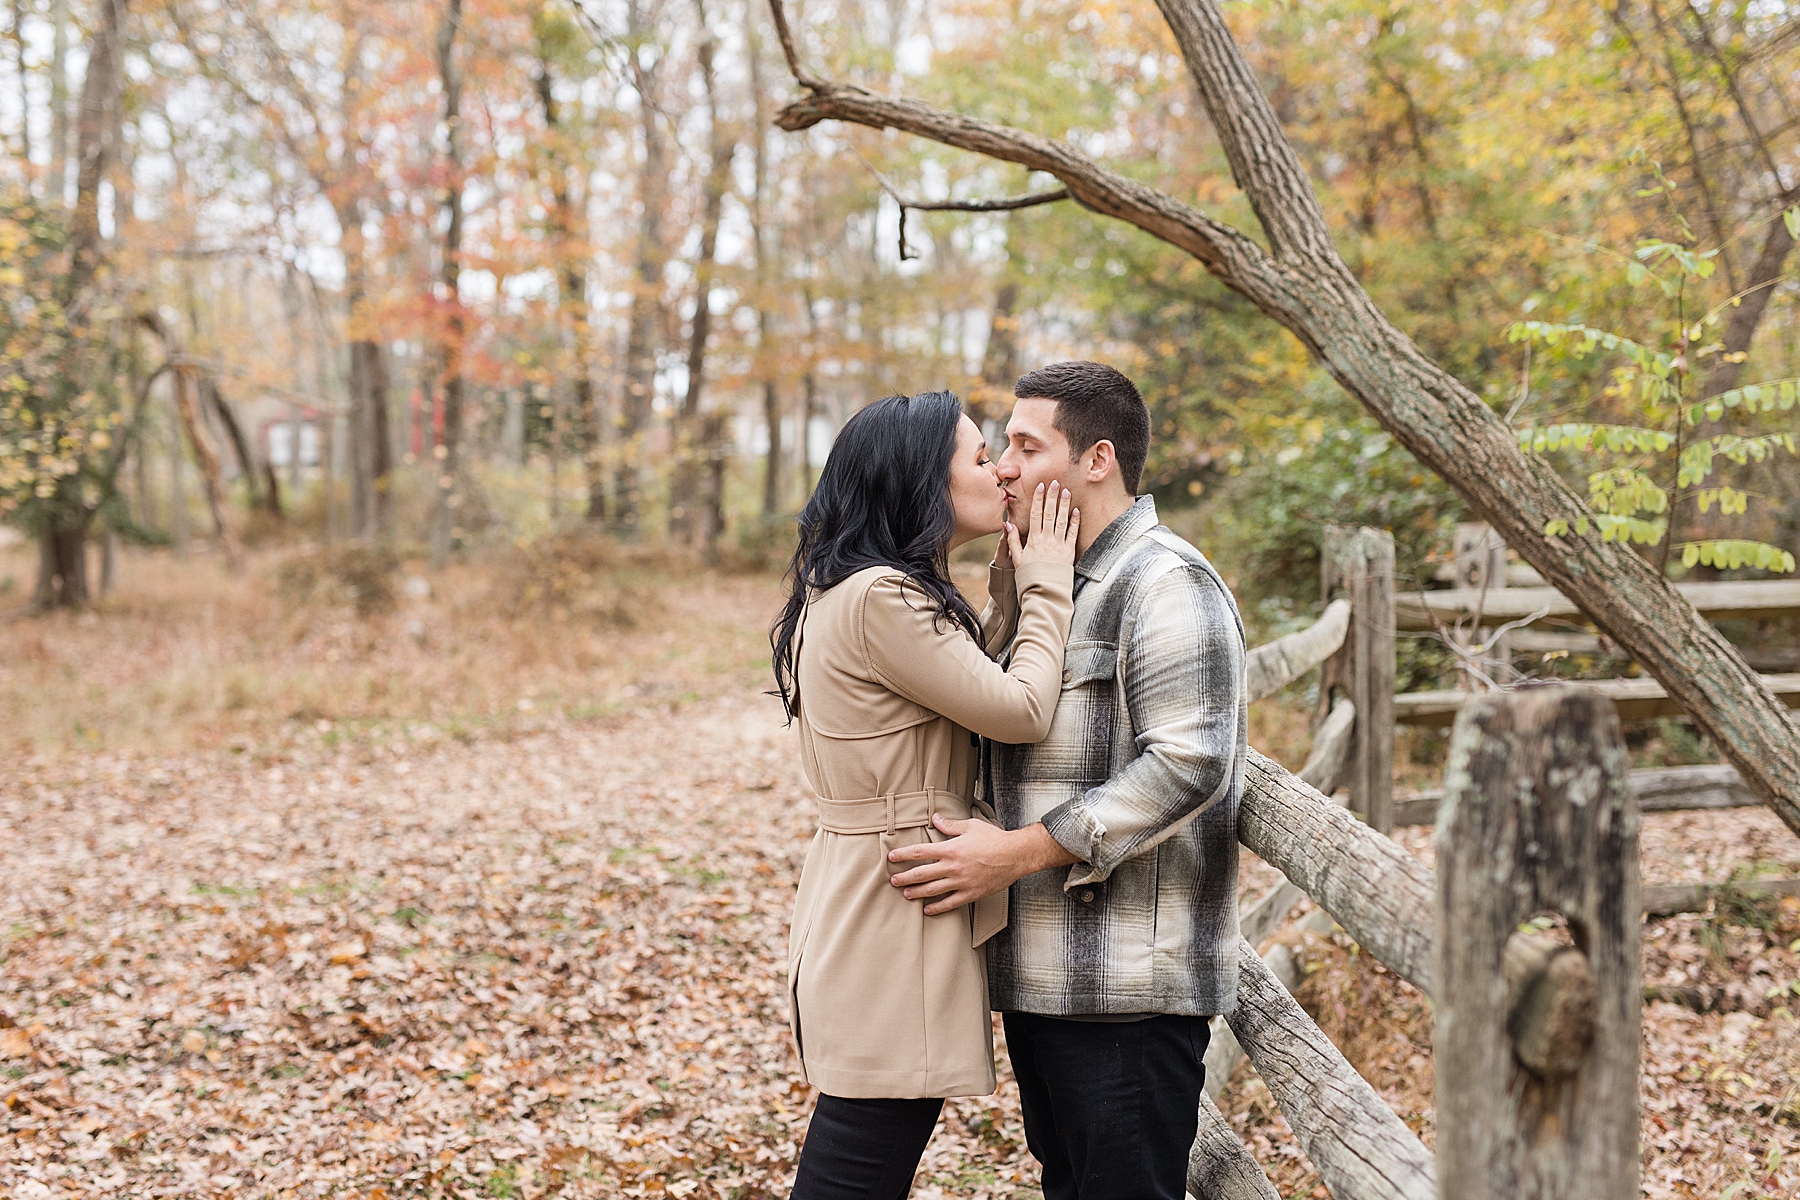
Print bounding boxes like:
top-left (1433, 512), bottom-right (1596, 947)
top-left (1239, 749), bottom-right (1436, 994)
top-left (32, 524), bottom-right (88, 609)
top-left (1226, 939), bottom-right (1437, 1200)
top-left (171, 366), bottom-right (240, 567)
top-left (347, 334), bottom-right (391, 539)
top-left (1244, 597), bottom-right (1349, 702)
top-left (1190, 1090), bottom-right (1281, 1200)
top-left (673, 7), bottom-right (734, 548)
top-left (49, 0), bottom-right (68, 202)
top-left (613, 0), bottom-right (668, 540)
top-left (428, 0), bottom-right (467, 569)
top-left (749, 18), bottom-right (785, 521)
top-left (534, 29), bottom-right (603, 526)
top-left (64, 0), bottom-right (124, 302)
top-left (769, 0), bottom-right (1800, 834)
top-left (1435, 688), bottom-right (1640, 1200)
top-left (1700, 192), bottom-right (1797, 399)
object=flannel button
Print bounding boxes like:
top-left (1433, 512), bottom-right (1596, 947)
top-left (1079, 889), bottom-right (1095, 903)
top-left (1062, 667), bottom-right (1073, 683)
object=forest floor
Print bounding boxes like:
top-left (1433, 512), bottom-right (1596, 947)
top-left (2, 542), bottom-right (1797, 1199)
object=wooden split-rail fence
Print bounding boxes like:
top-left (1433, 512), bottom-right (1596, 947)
top-left (1187, 524), bottom-right (1797, 1199)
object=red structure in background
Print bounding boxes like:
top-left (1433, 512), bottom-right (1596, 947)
top-left (408, 388), bottom-right (443, 458)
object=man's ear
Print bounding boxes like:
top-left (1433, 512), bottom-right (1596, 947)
top-left (1086, 440), bottom-right (1117, 486)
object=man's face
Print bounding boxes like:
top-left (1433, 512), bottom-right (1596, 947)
top-left (997, 397), bottom-right (1082, 531)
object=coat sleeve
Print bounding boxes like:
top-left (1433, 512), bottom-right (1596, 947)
top-left (860, 561), bottom-right (1073, 745)
top-left (1039, 562), bottom-right (1246, 886)
top-left (979, 563), bottom-right (1021, 658)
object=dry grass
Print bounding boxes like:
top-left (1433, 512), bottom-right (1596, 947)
top-left (0, 540), bottom-right (778, 760)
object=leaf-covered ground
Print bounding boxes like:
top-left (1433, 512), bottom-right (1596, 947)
top-left (3, 547), bottom-right (1796, 1198)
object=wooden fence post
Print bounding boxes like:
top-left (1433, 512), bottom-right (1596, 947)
top-left (1434, 686), bottom-right (1640, 1200)
top-left (1322, 525), bottom-right (1396, 832)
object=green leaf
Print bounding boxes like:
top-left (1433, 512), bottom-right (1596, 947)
top-left (1679, 540), bottom-right (1797, 573)
top-left (1786, 206), bottom-right (1800, 240)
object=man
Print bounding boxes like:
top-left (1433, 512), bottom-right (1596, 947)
top-left (887, 360), bottom-right (1246, 1200)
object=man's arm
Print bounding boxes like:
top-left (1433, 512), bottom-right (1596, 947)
top-left (1040, 563), bottom-right (1244, 887)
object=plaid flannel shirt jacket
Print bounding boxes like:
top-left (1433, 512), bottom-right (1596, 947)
top-left (983, 496), bottom-right (1247, 1017)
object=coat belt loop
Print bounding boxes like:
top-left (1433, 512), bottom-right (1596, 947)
top-left (925, 785), bottom-right (936, 821)
top-left (885, 792), bottom-right (896, 837)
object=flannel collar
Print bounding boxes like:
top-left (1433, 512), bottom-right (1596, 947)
top-left (1073, 495), bottom-right (1158, 584)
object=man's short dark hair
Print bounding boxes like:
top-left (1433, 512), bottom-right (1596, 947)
top-left (1014, 361), bottom-right (1150, 493)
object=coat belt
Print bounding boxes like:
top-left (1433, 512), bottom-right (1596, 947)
top-left (815, 786), bottom-right (977, 836)
top-left (813, 786), bottom-right (1009, 946)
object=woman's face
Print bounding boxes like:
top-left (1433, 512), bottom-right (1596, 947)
top-left (947, 414), bottom-right (1008, 550)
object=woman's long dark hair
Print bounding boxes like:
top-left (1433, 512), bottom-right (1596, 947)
top-left (770, 390), bottom-right (983, 720)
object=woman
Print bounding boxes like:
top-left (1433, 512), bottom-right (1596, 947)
top-left (770, 390), bottom-right (1080, 1199)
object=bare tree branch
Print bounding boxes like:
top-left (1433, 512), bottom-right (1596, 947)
top-left (851, 150), bottom-right (1068, 259)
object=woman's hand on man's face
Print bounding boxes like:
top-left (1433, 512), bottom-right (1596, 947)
top-left (1006, 481), bottom-right (1079, 569)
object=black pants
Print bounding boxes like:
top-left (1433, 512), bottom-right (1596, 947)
top-left (1003, 1011), bottom-right (1211, 1200)
top-left (789, 1094), bottom-right (944, 1200)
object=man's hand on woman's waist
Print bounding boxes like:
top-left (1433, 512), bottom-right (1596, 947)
top-left (887, 815), bottom-right (1080, 917)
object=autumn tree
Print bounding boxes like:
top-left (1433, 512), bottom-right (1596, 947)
top-left (768, 0), bottom-right (1800, 831)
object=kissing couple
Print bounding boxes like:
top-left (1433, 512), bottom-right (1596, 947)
top-left (771, 361), bottom-right (1247, 1199)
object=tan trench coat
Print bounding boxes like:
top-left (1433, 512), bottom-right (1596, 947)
top-left (786, 559), bottom-right (1074, 1098)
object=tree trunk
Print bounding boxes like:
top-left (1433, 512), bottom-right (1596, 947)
top-left (49, 0), bottom-right (68, 202)
top-left (348, 335), bottom-right (391, 539)
top-left (533, 33), bottom-right (603, 526)
top-left (1699, 191), bottom-right (1796, 401)
top-left (205, 376), bottom-right (277, 517)
top-left (672, 8), bottom-right (733, 547)
top-left (64, 0), bottom-right (124, 303)
top-left (171, 366), bottom-right (240, 566)
top-left (750, 17), bottom-right (783, 520)
top-left (429, 0), bottom-right (467, 569)
top-left (613, 0), bottom-right (668, 540)
top-left (169, 395), bottom-right (190, 555)
top-left (11, 0), bottom-right (32, 189)
top-left (770, 0), bottom-right (1800, 834)
top-left (32, 523), bottom-right (89, 609)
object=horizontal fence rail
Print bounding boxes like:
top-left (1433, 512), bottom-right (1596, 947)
top-left (1394, 672), bottom-right (1800, 726)
top-left (1395, 577), bottom-right (1800, 632)
top-left (1393, 762), bottom-right (1757, 826)
top-left (1244, 597), bottom-right (1351, 703)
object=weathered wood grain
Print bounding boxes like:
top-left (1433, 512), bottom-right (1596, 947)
top-left (1641, 875), bottom-right (1800, 916)
top-left (1192, 1064), bottom-right (1283, 1199)
top-left (1435, 687), bottom-right (1639, 1200)
top-left (1394, 763), bottom-right (1755, 826)
top-left (1226, 938), bottom-right (1437, 1200)
top-left (1241, 749), bottom-right (1435, 993)
top-left (1245, 598), bottom-right (1350, 703)
top-left (1396, 673), bottom-right (1800, 727)
top-left (1396, 578), bottom-right (1800, 631)
top-left (1297, 695), bottom-right (1355, 796)
top-left (1322, 527), bottom-right (1396, 831)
